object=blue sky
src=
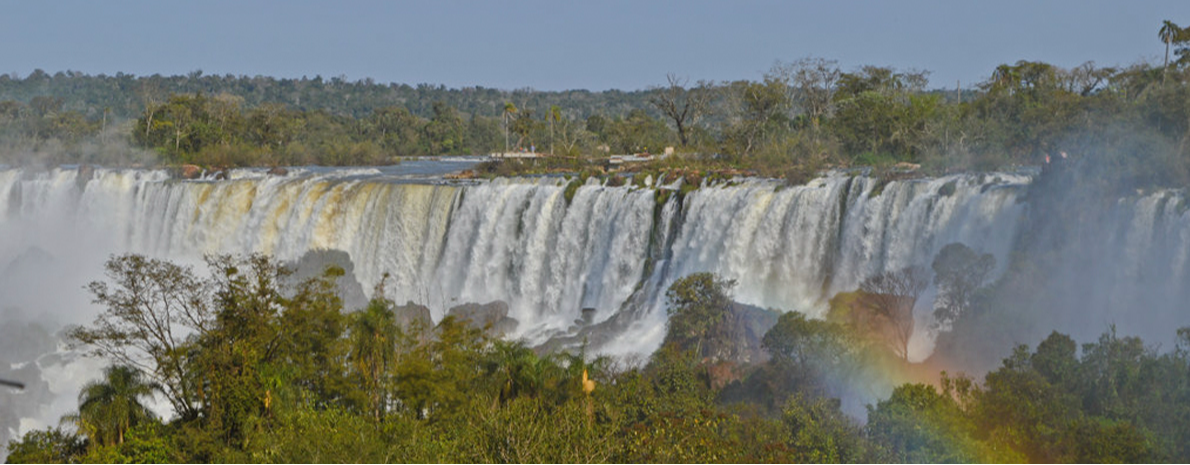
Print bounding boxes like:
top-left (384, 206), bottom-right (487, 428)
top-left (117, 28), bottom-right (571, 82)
top-left (0, 1), bottom-right (1184, 91)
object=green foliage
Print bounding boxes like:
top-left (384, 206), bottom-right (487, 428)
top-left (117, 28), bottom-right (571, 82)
top-left (5, 427), bottom-right (85, 464)
top-left (642, 344), bottom-right (715, 416)
top-left (245, 406), bottom-right (411, 463)
top-left (80, 423), bottom-right (181, 464)
top-left (867, 383), bottom-right (988, 462)
top-left (274, 269), bottom-right (351, 407)
top-left (467, 397), bottom-right (615, 463)
top-left (785, 394), bottom-right (882, 463)
top-left (663, 273), bottom-right (737, 361)
top-left (1, 43), bottom-right (1189, 188)
top-left (64, 365), bottom-right (160, 449)
top-left (757, 311), bottom-right (860, 404)
top-left (1068, 418), bottom-right (1156, 464)
top-left (27, 240), bottom-right (1190, 463)
top-left (908, 328), bottom-right (1188, 462)
top-left (347, 297), bottom-right (399, 420)
top-left (562, 177), bottom-right (582, 204)
top-left (596, 109), bottom-right (673, 155)
top-left (931, 242), bottom-right (995, 326)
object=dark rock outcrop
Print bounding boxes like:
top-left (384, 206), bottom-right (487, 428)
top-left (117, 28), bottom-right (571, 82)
top-left (724, 302), bottom-right (781, 365)
top-left (177, 164), bottom-right (202, 180)
top-left (76, 164), bottom-right (95, 189)
top-left (394, 301), bottom-right (432, 332)
top-left (287, 249), bottom-right (368, 311)
top-left (445, 301), bottom-right (518, 336)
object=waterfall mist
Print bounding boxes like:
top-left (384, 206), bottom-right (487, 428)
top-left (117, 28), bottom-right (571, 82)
top-left (2, 161), bottom-right (1187, 448)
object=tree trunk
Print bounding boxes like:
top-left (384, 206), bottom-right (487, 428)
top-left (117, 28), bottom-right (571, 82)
top-left (1165, 41), bottom-right (1171, 84)
top-left (144, 109), bottom-right (155, 141)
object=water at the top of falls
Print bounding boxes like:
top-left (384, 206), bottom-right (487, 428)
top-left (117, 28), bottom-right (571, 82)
top-left (0, 167), bottom-right (1035, 336)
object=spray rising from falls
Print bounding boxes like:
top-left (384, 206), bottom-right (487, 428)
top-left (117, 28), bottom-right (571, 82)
top-left (5, 165), bottom-right (1190, 443)
top-left (10, 169), bottom-right (1027, 381)
top-left (1, 168), bottom-right (1032, 354)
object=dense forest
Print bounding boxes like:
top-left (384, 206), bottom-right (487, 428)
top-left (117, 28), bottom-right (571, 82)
top-left (0, 21), bottom-right (1187, 188)
top-left (5, 20), bottom-right (1190, 464)
top-left (5, 253), bottom-right (1189, 463)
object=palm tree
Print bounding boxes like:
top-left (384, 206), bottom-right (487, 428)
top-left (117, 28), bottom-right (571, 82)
top-left (488, 341), bottom-right (556, 404)
top-left (63, 365), bottom-right (159, 448)
top-left (349, 297), bottom-right (398, 420)
top-left (1160, 20), bottom-right (1181, 82)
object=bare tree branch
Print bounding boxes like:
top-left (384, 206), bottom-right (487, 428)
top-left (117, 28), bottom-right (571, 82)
top-left (648, 73), bottom-right (713, 146)
top-left (859, 265), bottom-right (929, 361)
top-left (70, 254), bottom-right (211, 420)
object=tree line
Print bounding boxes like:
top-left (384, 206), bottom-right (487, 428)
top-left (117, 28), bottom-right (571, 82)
top-left (6, 247), bottom-right (1190, 463)
top-left (0, 20), bottom-right (1188, 188)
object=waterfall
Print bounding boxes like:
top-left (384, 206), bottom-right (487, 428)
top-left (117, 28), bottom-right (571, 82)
top-left (619, 173), bottom-right (1030, 359)
top-left (7, 164), bottom-right (1190, 445)
top-left (6, 166), bottom-right (1189, 359)
top-left (0, 168), bottom-right (1032, 351)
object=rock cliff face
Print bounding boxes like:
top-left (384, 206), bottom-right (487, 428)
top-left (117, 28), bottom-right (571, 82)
top-left (289, 249), bottom-right (369, 310)
top-left (723, 302), bottom-right (781, 365)
top-left (446, 301), bottom-right (518, 337)
top-left (394, 301), bottom-right (433, 332)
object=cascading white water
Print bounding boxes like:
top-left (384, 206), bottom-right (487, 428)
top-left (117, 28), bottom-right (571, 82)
top-left (0, 168), bottom-right (663, 344)
top-left (0, 168), bottom-right (1032, 349)
top-left (433, 177), bottom-right (656, 341)
top-left (624, 172), bottom-right (1030, 360)
top-left (8, 164), bottom-right (1190, 448)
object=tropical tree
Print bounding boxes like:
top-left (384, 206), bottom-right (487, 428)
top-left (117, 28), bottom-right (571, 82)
top-left (71, 254), bottom-right (211, 421)
top-left (664, 273), bottom-right (737, 361)
top-left (348, 297), bottom-right (399, 421)
top-left (511, 107), bottom-right (540, 150)
top-left (866, 383), bottom-right (987, 462)
top-left (486, 341), bottom-right (556, 404)
top-left (4, 427), bottom-right (86, 464)
top-left (64, 365), bottom-right (160, 448)
top-left (724, 78), bottom-right (790, 158)
top-left (931, 242), bottom-right (996, 327)
top-left (1161, 20), bottom-right (1182, 74)
top-left (193, 254), bottom-right (291, 444)
top-left (761, 311), bottom-right (852, 397)
top-left (424, 101), bottom-right (467, 154)
top-left (367, 106), bottom-right (425, 157)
